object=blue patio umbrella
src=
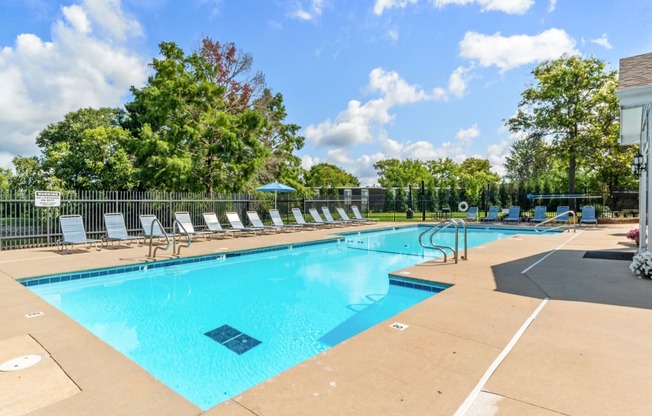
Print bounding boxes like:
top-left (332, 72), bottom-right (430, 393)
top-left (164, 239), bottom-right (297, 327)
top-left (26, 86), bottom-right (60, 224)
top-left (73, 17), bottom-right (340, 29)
top-left (256, 181), bottom-right (296, 209)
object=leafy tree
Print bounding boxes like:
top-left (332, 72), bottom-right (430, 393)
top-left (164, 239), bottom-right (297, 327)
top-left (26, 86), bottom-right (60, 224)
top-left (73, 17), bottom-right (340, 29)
top-left (395, 187), bottom-right (407, 212)
top-left (504, 135), bottom-right (549, 190)
top-left (0, 168), bottom-right (11, 190)
top-left (374, 159), bottom-right (430, 188)
top-left (304, 163), bottom-right (359, 189)
top-left (10, 157), bottom-right (47, 189)
top-left (506, 55), bottom-right (619, 202)
top-left (33, 107), bottom-right (134, 190)
top-left (383, 188), bottom-right (395, 212)
top-left (200, 37), bottom-right (266, 112)
top-left (458, 158), bottom-right (500, 207)
top-left (251, 89), bottom-right (305, 192)
top-left (426, 158), bottom-right (460, 189)
top-left (123, 42), bottom-right (266, 193)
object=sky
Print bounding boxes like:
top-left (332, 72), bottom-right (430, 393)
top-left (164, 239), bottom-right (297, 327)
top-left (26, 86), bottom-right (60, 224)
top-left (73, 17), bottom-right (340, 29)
top-left (0, 0), bottom-right (651, 186)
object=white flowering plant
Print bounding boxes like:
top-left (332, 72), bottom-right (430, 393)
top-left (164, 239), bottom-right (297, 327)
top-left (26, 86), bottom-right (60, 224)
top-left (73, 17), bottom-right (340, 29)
top-left (630, 251), bottom-right (652, 279)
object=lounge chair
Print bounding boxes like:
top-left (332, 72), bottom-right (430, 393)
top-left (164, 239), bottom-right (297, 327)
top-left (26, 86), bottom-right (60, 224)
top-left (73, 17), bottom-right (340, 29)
top-left (579, 206), bottom-right (598, 227)
top-left (481, 206), bottom-right (500, 222)
top-left (269, 209), bottom-right (303, 231)
top-left (321, 207), bottom-right (350, 226)
top-left (174, 211), bottom-right (213, 240)
top-left (336, 207), bottom-right (366, 224)
top-left (226, 212), bottom-right (264, 235)
top-left (57, 215), bottom-right (102, 253)
top-left (530, 206), bottom-right (547, 224)
top-left (139, 214), bottom-right (169, 245)
top-left (246, 211), bottom-right (281, 233)
top-left (554, 206), bottom-right (570, 224)
top-left (202, 212), bottom-right (239, 238)
top-left (351, 205), bottom-right (378, 222)
top-left (103, 213), bottom-right (144, 248)
top-left (309, 208), bottom-right (341, 227)
top-left (291, 208), bottom-right (324, 228)
top-left (465, 207), bottom-right (478, 222)
top-left (503, 206), bottom-right (521, 223)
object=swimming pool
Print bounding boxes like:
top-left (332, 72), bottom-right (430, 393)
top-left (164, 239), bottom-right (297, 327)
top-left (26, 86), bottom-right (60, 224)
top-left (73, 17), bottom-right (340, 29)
top-left (24, 225), bottom-right (540, 410)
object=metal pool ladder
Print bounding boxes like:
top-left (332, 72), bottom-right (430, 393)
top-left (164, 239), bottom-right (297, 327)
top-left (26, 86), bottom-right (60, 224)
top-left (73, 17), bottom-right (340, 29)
top-left (146, 218), bottom-right (191, 258)
top-left (534, 210), bottom-right (576, 233)
top-left (418, 219), bottom-right (468, 263)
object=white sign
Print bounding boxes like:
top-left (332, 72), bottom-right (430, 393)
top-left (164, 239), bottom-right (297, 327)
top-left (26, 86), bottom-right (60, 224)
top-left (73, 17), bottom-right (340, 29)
top-left (35, 191), bottom-right (61, 207)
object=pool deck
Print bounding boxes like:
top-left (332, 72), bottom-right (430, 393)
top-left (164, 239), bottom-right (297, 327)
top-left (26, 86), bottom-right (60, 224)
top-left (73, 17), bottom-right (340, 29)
top-left (1, 222), bottom-right (651, 415)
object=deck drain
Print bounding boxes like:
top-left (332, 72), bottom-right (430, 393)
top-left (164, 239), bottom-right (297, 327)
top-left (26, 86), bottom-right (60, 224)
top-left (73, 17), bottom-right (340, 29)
top-left (25, 311), bottom-right (44, 318)
top-left (0, 355), bottom-right (42, 372)
top-left (390, 322), bottom-right (409, 330)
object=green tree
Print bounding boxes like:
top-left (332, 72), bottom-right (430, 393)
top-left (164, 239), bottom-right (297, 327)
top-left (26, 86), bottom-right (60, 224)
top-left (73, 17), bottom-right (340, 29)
top-left (394, 187), bottom-right (407, 212)
top-left (426, 158), bottom-right (460, 189)
top-left (458, 158), bottom-right (500, 207)
top-left (252, 89), bottom-right (305, 192)
top-left (383, 188), bottom-right (395, 212)
top-left (506, 55), bottom-right (619, 201)
top-left (304, 163), bottom-right (359, 189)
top-left (0, 168), bottom-right (11, 190)
top-left (10, 157), bottom-right (48, 190)
top-left (374, 159), bottom-right (430, 188)
top-left (33, 107), bottom-right (134, 190)
top-left (123, 42), bottom-right (266, 192)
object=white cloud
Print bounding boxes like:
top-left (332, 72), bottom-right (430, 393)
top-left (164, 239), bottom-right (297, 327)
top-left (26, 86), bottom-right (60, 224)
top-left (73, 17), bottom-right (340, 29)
top-left (388, 28), bottom-right (399, 43)
top-left (374, 0), bottom-right (531, 15)
top-left (486, 139), bottom-right (510, 176)
top-left (459, 28), bottom-right (577, 71)
top-left (448, 65), bottom-right (472, 98)
top-left (0, 0), bottom-right (148, 163)
top-left (82, 0), bottom-right (142, 41)
top-left (456, 124), bottom-right (479, 143)
top-left (326, 148), bottom-right (353, 164)
top-left (373, 0), bottom-right (418, 16)
top-left (301, 154), bottom-right (320, 170)
top-left (433, 0), bottom-right (534, 14)
top-left (292, 0), bottom-right (325, 21)
top-left (591, 33), bottom-right (613, 50)
top-left (304, 68), bottom-right (441, 147)
top-left (548, 0), bottom-right (558, 13)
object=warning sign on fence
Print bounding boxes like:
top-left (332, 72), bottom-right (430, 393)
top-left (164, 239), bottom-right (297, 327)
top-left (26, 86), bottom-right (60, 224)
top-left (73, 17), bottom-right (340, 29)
top-left (35, 191), bottom-right (61, 207)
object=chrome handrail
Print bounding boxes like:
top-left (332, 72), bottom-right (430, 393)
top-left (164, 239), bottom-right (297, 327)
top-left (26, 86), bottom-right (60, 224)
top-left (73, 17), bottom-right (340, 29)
top-left (418, 218), bottom-right (468, 263)
top-left (534, 210), bottom-right (576, 233)
top-left (147, 218), bottom-right (170, 258)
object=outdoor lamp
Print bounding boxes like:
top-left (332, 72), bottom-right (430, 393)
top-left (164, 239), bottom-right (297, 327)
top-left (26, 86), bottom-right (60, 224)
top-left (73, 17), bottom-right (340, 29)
top-left (631, 151), bottom-right (646, 175)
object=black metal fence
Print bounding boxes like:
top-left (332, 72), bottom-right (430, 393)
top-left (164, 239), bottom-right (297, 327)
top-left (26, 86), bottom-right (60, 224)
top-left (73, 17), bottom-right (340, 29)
top-left (0, 187), bottom-right (640, 250)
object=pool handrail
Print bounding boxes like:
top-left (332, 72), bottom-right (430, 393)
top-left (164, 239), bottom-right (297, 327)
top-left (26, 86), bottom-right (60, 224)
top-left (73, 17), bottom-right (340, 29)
top-left (534, 210), bottom-right (576, 233)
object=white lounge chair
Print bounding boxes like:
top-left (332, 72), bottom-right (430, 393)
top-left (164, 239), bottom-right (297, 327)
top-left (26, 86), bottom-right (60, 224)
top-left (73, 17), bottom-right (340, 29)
top-left (269, 209), bottom-right (303, 231)
top-left (103, 213), bottom-right (144, 248)
top-left (309, 208), bottom-right (340, 227)
top-left (57, 214), bottom-right (102, 254)
top-left (139, 214), bottom-right (169, 246)
top-left (202, 212), bottom-right (240, 238)
top-left (351, 205), bottom-right (378, 223)
top-left (291, 208), bottom-right (323, 228)
top-left (246, 211), bottom-right (281, 233)
top-left (336, 207), bottom-right (366, 224)
top-left (174, 211), bottom-right (213, 240)
top-left (320, 207), bottom-right (349, 226)
top-left (226, 212), bottom-right (264, 235)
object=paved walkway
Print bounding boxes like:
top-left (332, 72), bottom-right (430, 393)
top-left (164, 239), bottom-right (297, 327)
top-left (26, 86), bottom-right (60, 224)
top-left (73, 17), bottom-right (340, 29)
top-left (1, 223), bottom-right (650, 415)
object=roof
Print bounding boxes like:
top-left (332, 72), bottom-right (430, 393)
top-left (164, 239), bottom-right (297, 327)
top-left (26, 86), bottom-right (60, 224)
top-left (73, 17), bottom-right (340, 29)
top-left (619, 52), bottom-right (652, 90)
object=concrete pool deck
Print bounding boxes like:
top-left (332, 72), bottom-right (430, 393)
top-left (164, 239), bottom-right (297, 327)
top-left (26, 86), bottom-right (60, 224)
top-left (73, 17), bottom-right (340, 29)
top-left (1, 222), bottom-right (651, 415)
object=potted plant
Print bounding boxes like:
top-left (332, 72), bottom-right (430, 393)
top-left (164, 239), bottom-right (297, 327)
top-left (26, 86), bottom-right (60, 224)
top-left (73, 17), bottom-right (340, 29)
top-left (627, 229), bottom-right (640, 245)
top-left (630, 251), bottom-right (652, 279)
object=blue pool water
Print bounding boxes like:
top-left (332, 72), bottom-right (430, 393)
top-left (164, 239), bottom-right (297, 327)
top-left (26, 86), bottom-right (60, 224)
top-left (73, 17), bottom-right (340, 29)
top-left (25, 225), bottom-right (538, 410)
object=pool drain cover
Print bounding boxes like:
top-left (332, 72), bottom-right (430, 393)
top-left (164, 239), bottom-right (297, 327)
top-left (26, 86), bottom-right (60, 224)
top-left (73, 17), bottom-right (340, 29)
top-left (205, 324), bottom-right (261, 355)
top-left (0, 354), bottom-right (42, 372)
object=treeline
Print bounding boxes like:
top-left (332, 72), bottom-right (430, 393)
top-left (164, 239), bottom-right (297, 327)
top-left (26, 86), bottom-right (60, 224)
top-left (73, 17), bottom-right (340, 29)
top-left (0, 48), bottom-right (639, 202)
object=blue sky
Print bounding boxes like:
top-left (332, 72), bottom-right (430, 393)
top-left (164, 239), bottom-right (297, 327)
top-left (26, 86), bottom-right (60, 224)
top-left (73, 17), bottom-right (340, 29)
top-left (0, 0), bottom-right (650, 185)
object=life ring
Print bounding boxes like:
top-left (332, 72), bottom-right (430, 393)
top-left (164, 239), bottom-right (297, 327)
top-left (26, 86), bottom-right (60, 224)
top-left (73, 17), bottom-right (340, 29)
top-left (458, 201), bottom-right (469, 212)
